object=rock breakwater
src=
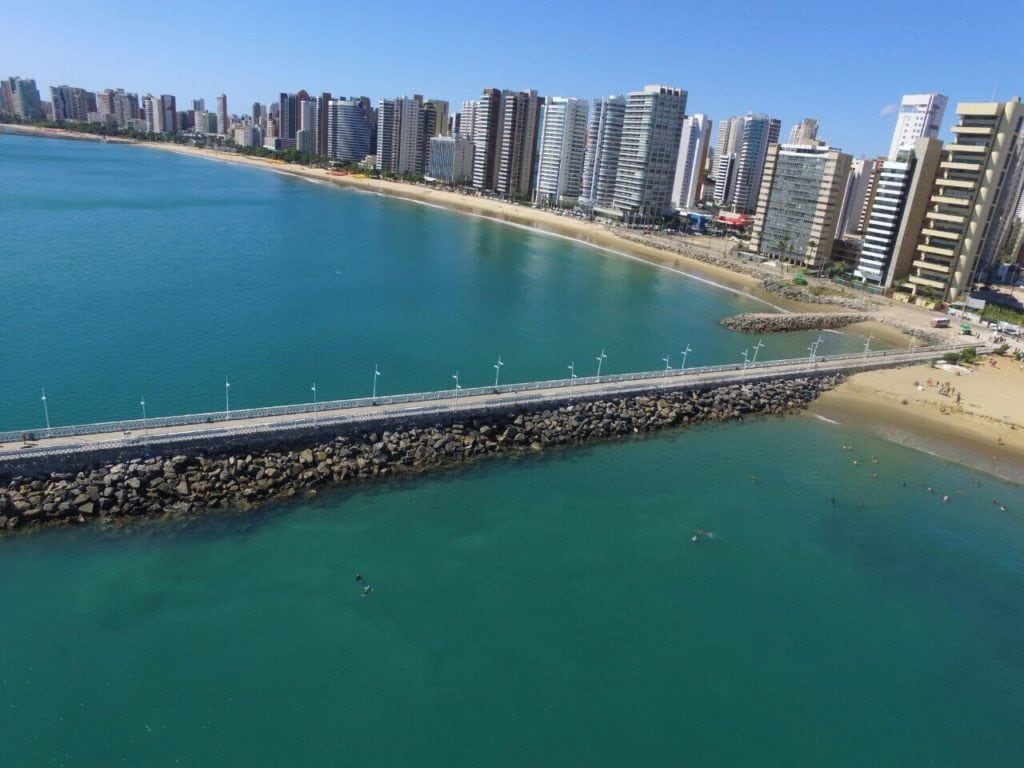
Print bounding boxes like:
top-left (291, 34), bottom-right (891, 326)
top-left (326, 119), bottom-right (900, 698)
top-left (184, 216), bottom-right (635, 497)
top-left (722, 312), bottom-right (872, 333)
top-left (0, 376), bottom-right (841, 533)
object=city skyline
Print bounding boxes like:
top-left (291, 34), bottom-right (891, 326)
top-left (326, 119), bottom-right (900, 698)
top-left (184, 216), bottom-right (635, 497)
top-left (2, 0), bottom-right (1021, 159)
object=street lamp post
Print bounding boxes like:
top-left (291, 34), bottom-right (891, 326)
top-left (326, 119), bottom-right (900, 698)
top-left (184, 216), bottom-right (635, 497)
top-left (741, 349), bottom-right (749, 369)
top-left (311, 382), bottom-right (318, 426)
top-left (909, 329), bottom-right (918, 351)
top-left (681, 344), bottom-right (692, 372)
top-left (140, 397), bottom-right (148, 442)
top-left (494, 355), bottom-right (504, 389)
top-left (595, 348), bottom-right (607, 380)
top-left (567, 362), bottom-right (577, 395)
top-left (225, 376), bottom-right (231, 421)
top-left (751, 339), bottom-right (765, 365)
top-left (863, 334), bottom-right (874, 358)
top-left (452, 372), bottom-right (461, 401)
top-left (372, 365), bottom-right (380, 401)
top-left (41, 387), bottom-right (51, 437)
top-left (662, 354), bottom-right (673, 378)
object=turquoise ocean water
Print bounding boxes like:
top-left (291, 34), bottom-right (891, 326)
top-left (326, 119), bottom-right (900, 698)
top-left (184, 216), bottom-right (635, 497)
top-left (1, 134), bottom-right (1023, 766)
top-left (4, 133), bottom-right (870, 432)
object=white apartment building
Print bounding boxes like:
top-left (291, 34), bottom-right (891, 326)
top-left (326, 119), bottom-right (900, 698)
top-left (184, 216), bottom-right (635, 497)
top-left (611, 84), bottom-right (688, 220)
top-left (712, 116), bottom-right (745, 208)
top-left (854, 138), bottom-right (943, 285)
top-left (888, 93), bottom-right (948, 159)
top-left (671, 113), bottom-right (711, 210)
top-left (580, 95), bottom-right (626, 210)
top-left (732, 113), bottom-right (781, 214)
top-left (533, 97), bottom-right (589, 205)
top-left (427, 135), bottom-right (475, 184)
top-left (836, 158), bottom-right (878, 236)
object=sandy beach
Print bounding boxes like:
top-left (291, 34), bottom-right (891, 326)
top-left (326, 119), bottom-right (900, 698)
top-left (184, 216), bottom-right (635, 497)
top-left (811, 359), bottom-right (1024, 483)
top-left (7, 126), bottom-right (1019, 479)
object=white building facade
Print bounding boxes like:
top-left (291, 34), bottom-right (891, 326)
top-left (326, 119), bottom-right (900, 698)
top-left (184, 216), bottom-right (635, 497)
top-left (533, 97), bottom-right (589, 205)
top-left (671, 113), bottom-right (711, 210)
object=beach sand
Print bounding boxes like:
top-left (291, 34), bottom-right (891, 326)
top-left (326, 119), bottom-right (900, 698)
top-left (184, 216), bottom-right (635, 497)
top-left (811, 359), bottom-right (1024, 483)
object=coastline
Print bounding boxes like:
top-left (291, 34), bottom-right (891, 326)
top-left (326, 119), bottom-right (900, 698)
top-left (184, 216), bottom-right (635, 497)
top-left (811, 361), bottom-right (1024, 484)
top-left (7, 125), bottom-right (1017, 481)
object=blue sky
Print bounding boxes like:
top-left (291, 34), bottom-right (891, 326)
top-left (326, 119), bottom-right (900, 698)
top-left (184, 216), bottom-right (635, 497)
top-left (2, 0), bottom-right (1021, 157)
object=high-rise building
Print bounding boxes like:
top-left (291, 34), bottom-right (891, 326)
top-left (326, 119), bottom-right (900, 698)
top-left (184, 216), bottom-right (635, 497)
top-left (427, 135), bottom-right (475, 183)
top-left (908, 100), bottom-right (1024, 300)
top-left (836, 158), bottom-right (878, 236)
top-left (671, 113), bottom-right (712, 210)
top-left (263, 116), bottom-right (278, 150)
top-left (425, 100), bottom-right (449, 137)
top-left (296, 98), bottom-right (316, 153)
top-left (326, 98), bottom-right (374, 163)
top-left (95, 89), bottom-right (116, 123)
top-left (496, 89), bottom-right (542, 198)
top-left (749, 142), bottom-right (852, 269)
top-left (50, 86), bottom-right (94, 122)
top-left (854, 138), bottom-right (943, 285)
top-left (377, 95), bottom-right (426, 175)
top-left (713, 113), bottom-right (780, 213)
top-left (216, 94), bottom-right (228, 135)
top-left (712, 116), bottom-right (745, 208)
top-left (279, 93), bottom-right (298, 140)
top-left (788, 118), bottom-right (819, 144)
top-left (888, 93), bottom-right (948, 159)
top-left (612, 84), bottom-right (688, 220)
top-left (580, 95), bottom-right (626, 210)
top-left (159, 95), bottom-right (177, 133)
top-left (470, 88), bottom-right (502, 190)
top-left (0, 80), bottom-right (13, 116)
top-left (734, 114), bottom-right (781, 214)
top-left (109, 90), bottom-right (139, 128)
top-left (316, 93), bottom-right (332, 156)
top-left (143, 95), bottom-right (161, 133)
top-left (5, 77), bottom-right (42, 121)
top-left (533, 97), bottom-right (589, 205)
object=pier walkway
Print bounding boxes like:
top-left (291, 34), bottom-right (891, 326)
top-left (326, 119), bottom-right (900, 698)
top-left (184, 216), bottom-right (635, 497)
top-left (0, 344), bottom-right (975, 464)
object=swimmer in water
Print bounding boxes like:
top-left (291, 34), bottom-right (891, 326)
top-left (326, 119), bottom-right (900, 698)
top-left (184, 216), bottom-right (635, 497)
top-left (362, 584), bottom-right (373, 596)
top-left (355, 574), bottom-right (363, 583)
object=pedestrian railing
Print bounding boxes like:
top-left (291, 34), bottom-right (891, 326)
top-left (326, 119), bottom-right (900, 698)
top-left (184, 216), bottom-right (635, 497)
top-left (0, 343), bottom-right (978, 451)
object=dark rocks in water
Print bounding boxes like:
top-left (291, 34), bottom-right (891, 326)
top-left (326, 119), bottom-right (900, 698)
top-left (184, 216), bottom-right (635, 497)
top-left (721, 312), bottom-right (871, 334)
top-left (0, 376), bottom-right (842, 534)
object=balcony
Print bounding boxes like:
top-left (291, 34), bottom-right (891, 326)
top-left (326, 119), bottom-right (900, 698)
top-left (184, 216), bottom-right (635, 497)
top-left (912, 258), bottom-right (951, 273)
top-left (946, 143), bottom-right (988, 154)
top-left (909, 274), bottom-right (949, 290)
top-left (940, 160), bottom-right (982, 172)
top-left (927, 210), bottom-right (966, 224)
top-left (935, 178), bottom-right (976, 190)
top-left (951, 125), bottom-right (993, 135)
top-left (931, 195), bottom-right (971, 207)
top-left (917, 243), bottom-right (956, 257)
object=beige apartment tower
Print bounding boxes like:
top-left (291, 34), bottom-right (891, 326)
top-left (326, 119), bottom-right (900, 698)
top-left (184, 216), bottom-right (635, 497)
top-left (749, 142), bottom-right (852, 270)
top-left (907, 99), bottom-right (1024, 301)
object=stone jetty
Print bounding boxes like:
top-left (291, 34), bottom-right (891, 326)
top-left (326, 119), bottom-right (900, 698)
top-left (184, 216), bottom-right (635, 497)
top-left (721, 312), bottom-right (871, 334)
top-left (0, 376), bottom-right (841, 533)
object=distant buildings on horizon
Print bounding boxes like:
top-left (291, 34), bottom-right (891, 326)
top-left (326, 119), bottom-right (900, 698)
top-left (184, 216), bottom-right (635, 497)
top-left (2, 70), bottom-right (1023, 303)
